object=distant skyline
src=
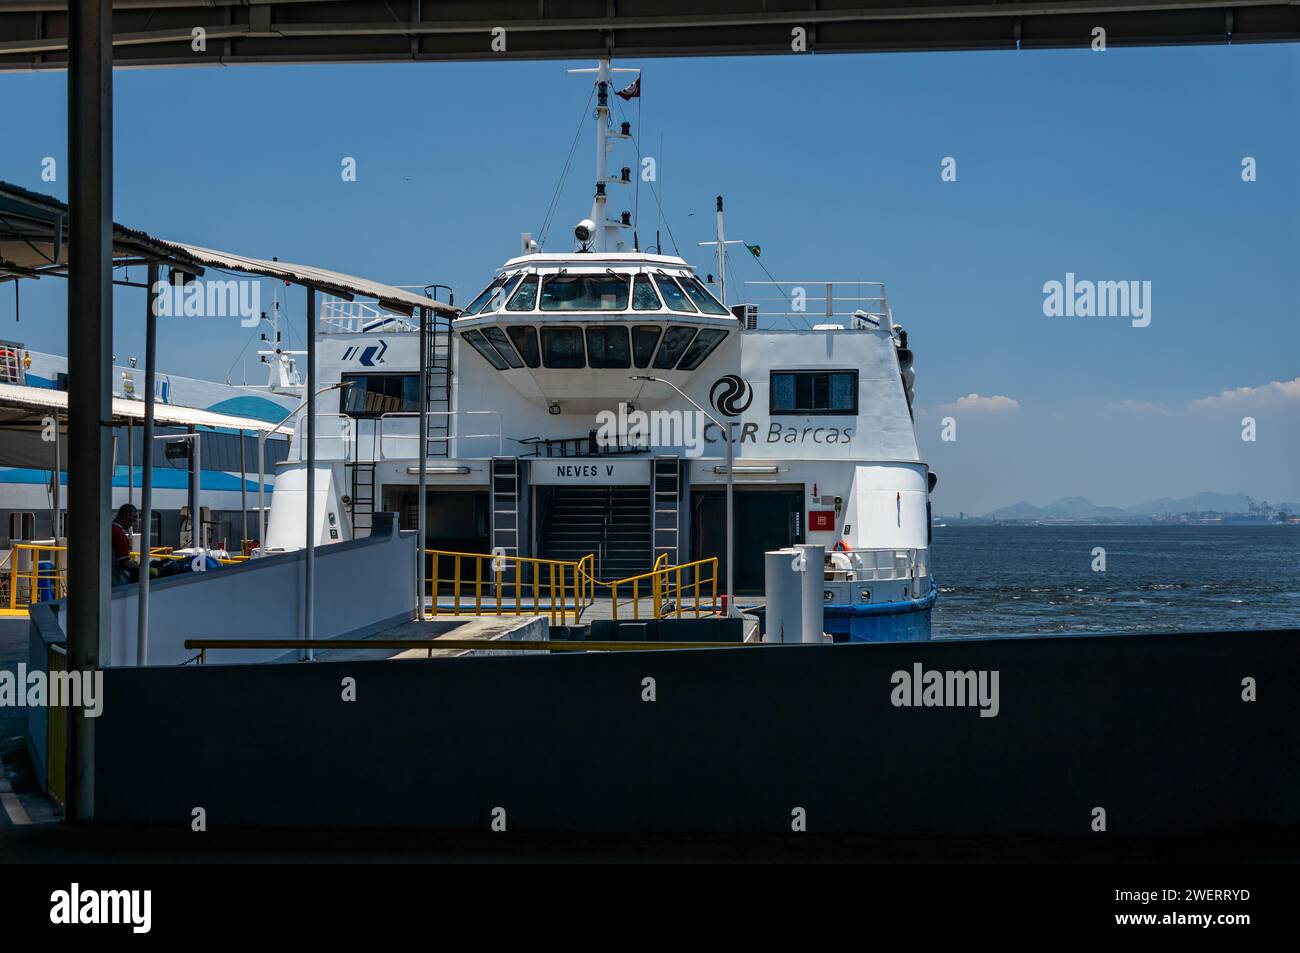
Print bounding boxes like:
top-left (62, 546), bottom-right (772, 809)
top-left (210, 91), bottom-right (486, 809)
top-left (0, 46), bottom-right (1296, 512)
top-left (940, 490), bottom-right (1300, 521)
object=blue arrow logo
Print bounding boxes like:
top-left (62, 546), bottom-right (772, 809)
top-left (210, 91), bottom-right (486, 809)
top-left (358, 340), bottom-right (388, 366)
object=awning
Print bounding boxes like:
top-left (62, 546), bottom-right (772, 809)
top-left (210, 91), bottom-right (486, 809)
top-left (0, 382), bottom-right (285, 433)
top-left (151, 241), bottom-right (452, 317)
top-left (0, 180), bottom-right (457, 317)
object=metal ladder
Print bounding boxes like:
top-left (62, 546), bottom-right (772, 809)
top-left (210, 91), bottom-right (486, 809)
top-left (350, 461), bottom-right (376, 536)
top-left (652, 455), bottom-right (681, 566)
top-left (490, 457), bottom-right (521, 587)
top-left (424, 308), bottom-right (453, 457)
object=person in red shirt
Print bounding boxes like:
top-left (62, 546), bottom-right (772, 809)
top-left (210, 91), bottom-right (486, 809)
top-left (111, 503), bottom-right (139, 585)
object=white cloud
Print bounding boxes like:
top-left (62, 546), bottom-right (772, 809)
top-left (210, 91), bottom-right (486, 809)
top-left (937, 393), bottom-right (1020, 413)
top-left (1190, 377), bottom-right (1300, 410)
top-left (1106, 399), bottom-right (1169, 414)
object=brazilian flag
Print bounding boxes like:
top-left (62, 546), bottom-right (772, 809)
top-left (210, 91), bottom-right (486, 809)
top-left (744, 243), bottom-right (761, 258)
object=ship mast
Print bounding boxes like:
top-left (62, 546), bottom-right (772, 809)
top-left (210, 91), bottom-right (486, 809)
top-left (571, 59), bottom-right (638, 253)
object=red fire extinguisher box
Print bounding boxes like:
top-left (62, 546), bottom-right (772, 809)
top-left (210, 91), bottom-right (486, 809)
top-left (808, 510), bottom-right (835, 532)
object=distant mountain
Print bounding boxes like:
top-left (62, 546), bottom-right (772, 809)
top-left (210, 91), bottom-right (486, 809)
top-left (986, 497), bottom-right (1132, 521)
top-left (979, 492), bottom-right (1300, 521)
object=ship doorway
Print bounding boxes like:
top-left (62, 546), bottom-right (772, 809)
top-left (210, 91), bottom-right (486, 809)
top-left (691, 487), bottom-right (804, 594)
top-left (382, 486), bottom-right (490, 553)
top-left (535, 484), bottom-right (653, 579)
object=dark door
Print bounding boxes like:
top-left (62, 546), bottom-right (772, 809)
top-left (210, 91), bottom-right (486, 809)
top-left (382, 487), bottom-right (490, 553)
top-left (691, 488), bottom-right (804, 594)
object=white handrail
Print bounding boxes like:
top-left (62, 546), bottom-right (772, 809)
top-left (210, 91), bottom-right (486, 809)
top-left (374, 410), bottom-right (504, 459)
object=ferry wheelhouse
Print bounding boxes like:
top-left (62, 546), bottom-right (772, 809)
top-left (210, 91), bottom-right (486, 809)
top-left (262, 60), bottom-right (936, 641)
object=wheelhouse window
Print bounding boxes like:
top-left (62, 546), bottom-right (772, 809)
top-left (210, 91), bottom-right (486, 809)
top-left (481, 326), bottom-right (524, 368)
top-left (506, 325), bottom-right (541, 367)
top-left (631, 325), bottom-right (662, 368)
top-left (340, 372), bottom-right (421, 416)
top-left (461, 329), bottom-right (509, 370)
top-left (652, 326), bottom-right (698, 369)
top-left (585, 326), bottom-right (631, 368)
top-left (482, 274), bottom-right (523, 313)
top-left (540, 274), bottom-right (630, 311)
top-left (770, 370), bottom-right (858, 415)
top-left (632, 275), bottom-right (661, 310)
top-left (677, 327), bottom-right (728, 370)
top-left (462, 275), bottom-right (508, 316)
top-left (506, 275), bottom-right (539, 311)
top-left (678, 276), bottom-right (730, 315)
top-left (540, 327), bottom-right (586, 368)
top-left (653, 274), bottom-right (697, 313)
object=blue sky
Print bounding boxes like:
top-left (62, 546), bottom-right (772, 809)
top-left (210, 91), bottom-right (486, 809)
top-left (1, 46), bottom-right (1297, 512)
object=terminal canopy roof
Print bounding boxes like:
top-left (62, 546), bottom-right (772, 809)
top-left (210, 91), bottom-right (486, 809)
top-left (0, 181), bottom-right (456, 317)
top-left (0, 381), bottom-right (285, 469)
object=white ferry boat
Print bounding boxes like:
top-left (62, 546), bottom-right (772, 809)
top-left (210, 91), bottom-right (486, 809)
top-left (0, 339), bottom-right (299, 552)
top-left (262, 60), bottom-right (937, 641)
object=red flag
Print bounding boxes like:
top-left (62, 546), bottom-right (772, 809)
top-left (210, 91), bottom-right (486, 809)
top-left (615, 77), bottom-right (640, 101)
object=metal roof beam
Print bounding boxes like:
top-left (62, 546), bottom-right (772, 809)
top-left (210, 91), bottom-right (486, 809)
top-left (1, 2), bottom-right (1297, 70)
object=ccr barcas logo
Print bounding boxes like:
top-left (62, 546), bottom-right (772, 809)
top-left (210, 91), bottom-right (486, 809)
top-left (50, 884), bottom-right (151, 934)
top-left (709, 374), bottom-right (753, 416)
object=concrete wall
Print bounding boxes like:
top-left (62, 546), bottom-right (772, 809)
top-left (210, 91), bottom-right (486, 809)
top-left (90, 627), bottom-right (1300, 834)
top-left (102, 511), bottom-right (416, 666)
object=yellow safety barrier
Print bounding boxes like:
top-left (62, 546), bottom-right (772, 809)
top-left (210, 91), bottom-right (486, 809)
top-left (186, 636), bottom-right (745, 662)
top-left (421, 548), bottom-right (718, 626)
top-left (602, 555), bottom-right (719, 621)
top-left (2, 543), bottom-right (250, 612)
top-left (424, 549), bottom-right (595, 626)
top-left (3, 543), bottom-right (67, 610)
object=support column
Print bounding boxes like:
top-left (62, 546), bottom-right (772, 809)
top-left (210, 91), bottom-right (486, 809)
top-left (238, 428), bottom-right (247, 552)
top-left (137, 262), bottom-right (158, 666)
top-left (417, 305), bottom-right (428, 619)
top-left (66, 0), bottom-right (112, 823)
top-left (304, 286), bottom-right (316, 660)
top-left (186, 425), bottom-right (198, 546)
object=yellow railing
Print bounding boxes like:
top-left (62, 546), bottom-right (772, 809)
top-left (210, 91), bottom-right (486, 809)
top-left (601, 555), bottom-right (719, 621)
top-left (2, 543), bottom-right (250, 610)
top-left (4, 543), bottom-right (67, 609)
top-left (424, 549), bottom-right (595, 625)
top-left (421, 547), bottom-right (719, 625)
